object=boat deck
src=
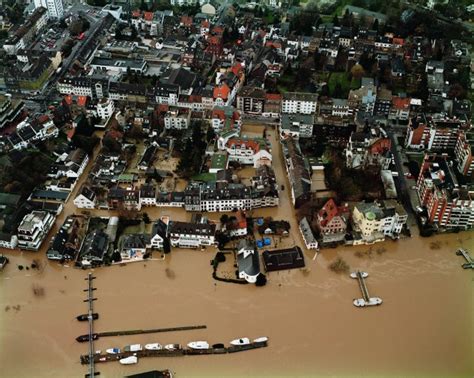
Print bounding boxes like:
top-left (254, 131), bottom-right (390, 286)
top-left (80, 341), bottom-right (268, 365)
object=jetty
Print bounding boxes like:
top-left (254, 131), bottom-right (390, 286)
top-left (76, 325), bottom-right (207, 343)
top-left (83, 272), bottom-right (99, 377)
top-left (456, 248), bottom-right (474, 269)
top-left (80, 340), bottom-right (268, 365)
top-left (350, 271), bottom-right (382, 307)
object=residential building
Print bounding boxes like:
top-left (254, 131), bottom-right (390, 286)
top-left (299, 217), bottom-right (318, 250)
top-left (17, 210), bottom-right (55, 251)
top-left (351, 201), bottom-right (408, 244)
top-left (280, 113), bottom-right (314, 139)
top-left (139, 184), bottom-right (157, 206)
top-left (0, 93), bottom-right (24, 130)
top-left (211, 106), bottom-right (241, 133)
top-left (47, 216), bottom-right (82, 260)
top-left (79, 230), bottom-right (109, 264)
top-left (0, 233), bottom-right (18, 250)
top-left (227, 211), bottom-right (248, 237)
top-left (417, 154), bottom-right (474, 230)
top-left (168, 214), bottom-right (216, 248)
top-left (405, 115), bottom-right (470, 151)
top-left (282, 138), bottom-right (311, 208)
top-left (223, 137), bottom-right (272, 168)
top-left (150, 219), bottom-right (170, 252)
top-left (262, 246), bottom-right (305, 272)
top-left (121, 234), bottom-right (151, 261)
top-left (74, 187), bottom-right (97, 209)
top-left (7, 115), bottom-right (58, 150)
top-left (454, 131), bottom-right (474, 178)
top-left (345, 128), bottom-right (391, 169)
top-left (264, 93), bottom-right (282, 117)
top-left (33, 0), bottom-right (64, 19)
top-left (236, 239), bottom-right (260, 283)
top-left (236, 86), bottom-right (265, 115)
top-left (164, 109), bottom-right (191, 129)
top-left (316, 198), bottom-right (349, 245)
top-left (281, 92), bottom-right (318, 114)
top-left (137, 145), bottom-right (157, 171)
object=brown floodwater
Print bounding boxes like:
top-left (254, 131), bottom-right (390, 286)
top-left (1, 126), bottom-right (473, 377)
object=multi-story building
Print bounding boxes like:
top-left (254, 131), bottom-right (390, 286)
top-left (164, 109), bottom-right (191, 130)
top-left (417, 154), bottom-right (474, 230)
top-left (351, 200), bottom-right (407, 244)
top-left (345, 128), bottom-right (391, 169)
top-left (3, 7), bottom-right (48, 55)
top-left (211, 106), bottom-right (240, 133)
top-left (405, 114), bottom-right (470, 151)
top-left (454, 131), bottom-right (474, 178)
top-left (236, 239), bottom-right (261, 283)
top-left (17, 210), bottom-right (55, 251)
top-left (282, 137), bottom-right (311, 208)
top-left (223, 137), bottom-right (272, 168)
top-left (7, 115), bottom-right (59, 150)
top-left (96, 99), bottom-right (115, 121)
top-left (316, 198), bottom-right (349, 245)
top-left (33, 0), bottom-right (64, 19)
top-left (236, 86), bottom-right (265, 115)
top-left (168, 214), bottom-right (216, 248)
top-left (90, 57), bottom-right (148, 75)
top-left (184, 181), bottom-right (278, 212)
top-left (280, 113), bottom-right (314, 139)
top-left (74, 187), bottom-right (97, 209)
top-left (281, 92), bottom-right (318, 114)
top-left (0, 93), bottom-right (24, 130)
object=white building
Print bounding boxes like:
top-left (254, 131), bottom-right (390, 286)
top-left (299, 217), bottom-right (318, 250)
top-left (96, 99), bottom-right (115, 121)
top-left (224, 138), bottom-right (272, 168)
top-left (0, 234), bottom-right (18, 249)
top-left (280, 113), bottom-right (314, 139)
top-left (236, 239), bottom-right (260, 283)
top-left (281, 92), bottom-right (318, 114)
top-left (17, 211), bottom-right (55, 251)
top-left (352, 201), bottom-right (407, 244)
top-left (164, 109), bottom-right (191, 130)
top-left (73, 187), bottom-right (97, 209)
top-left (168, 219), bottom-right (216, 248)
top-left (34, 0), bottom-right (64, 19)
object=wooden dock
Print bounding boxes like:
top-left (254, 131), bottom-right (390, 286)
top-left (84, 272), bottom-right (98, 377)
top-left (350, 271), bottom-right (382, 307)
top-left (76, 325), bottom-right (207, 343)
top-left (456, 248), bottom-right (474, 269)
top-left (80, 341), bottom-right (268, 365)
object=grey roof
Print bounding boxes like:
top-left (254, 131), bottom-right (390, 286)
top-left (122, 234), bottom-right (151, 250)
top-left (237, 247), bottom-right (260, 277)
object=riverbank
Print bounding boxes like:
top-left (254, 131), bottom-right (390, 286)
top-left (0, 231), bottom-right (472, 377)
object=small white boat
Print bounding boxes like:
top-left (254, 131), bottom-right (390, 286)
top-left (165, 343), bottom-right (181, 351)
top-left (230, 337), bottom-right (250, 346)
top-left (350, 271), bottom-right (369, 279)
top-left (106, 348), bottom-right (120, 354)
top-left (124, 344), bottom-right (142, 352)
top-left (187, 341), bottom-right (210, 350)
top-left (119, 356), bottom-right (138, 365)
top-left (145, 343), bottom-right (162, 350)
top-left (253, 337), bottom-right (268, 343)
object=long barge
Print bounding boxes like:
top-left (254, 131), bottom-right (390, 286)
top-left (80, 341), bottom-right (268, 365)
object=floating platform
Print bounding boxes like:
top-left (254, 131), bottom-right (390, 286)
top-left (456, 248), bottom-right (474, 269)
top-left (80, 341), bottom-right (268, 365)
top-left (350, 271), bottom-right (382, 307)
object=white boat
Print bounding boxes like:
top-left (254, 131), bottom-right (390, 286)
top-left (187, 341), bottom-right (210, 350)
top-left (119, 356), bottom-right (138, 365)
top-left (145, 343), bottom-right (162, 350)
top-left (230, 337), bottom-right (250, 346)
top-left (124, 344), bottom-right (142, 352)
top-left (253, 337), bottom-right (268, 343)
top-left (106, 348), bottom-right (120, 354)
top-left (350, 271), bottom-right (369, 279)
top-left (164, 343), bottom-right (181, 351)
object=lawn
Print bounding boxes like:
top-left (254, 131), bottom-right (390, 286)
top-left (191, 172), bottom-right (216, 182)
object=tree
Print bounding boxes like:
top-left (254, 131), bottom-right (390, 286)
top-left (206, 127), bottom-right (216, 143)
top-left (255, 273), bottom-right (267, 286)
top-left (72, 135), bottom-right (99, 155)
top-left (372, 18), bottom-right (379, 32)
top-left (102, 135), bottom-right (122, 153)
top-left (351, 63), bottom-right (365, 80)
top-left (333, 83), bottom-right (344, 98)
top-left (332, 14), bottom-right (339, 26)
top-left (220, 214), bottom-right (229, 225)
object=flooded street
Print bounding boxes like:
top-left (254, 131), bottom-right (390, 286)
top-left (0, 125), bottom-right (473, 377)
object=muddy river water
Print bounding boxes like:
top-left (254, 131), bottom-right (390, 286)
top-left (0, 127), bottom-right (472, 377)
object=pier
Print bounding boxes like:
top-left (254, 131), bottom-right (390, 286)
top-left (456, 248), bottom-right (474, 269)
top-left (80, 341), bottom-right (268, 365)
top-left (76, 325), bottom-right (207, 343)
top-left (350, 271), bottom-right (382, 307)
top-left (84, 272), bottom-right (98, 377)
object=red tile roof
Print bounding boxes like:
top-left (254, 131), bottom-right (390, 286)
top-left (143, 11), bottom-right (153, 21)
top-left (226, 138), bottom-right (262, 152)
top-left (265, 93), bottom-right (282, 101)
top-left (213, 83), bottom-right (230, 100)
top-left (132, 10), bottom-right (141, 18)
top-left (392, 96), bottom-right (410, 110)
